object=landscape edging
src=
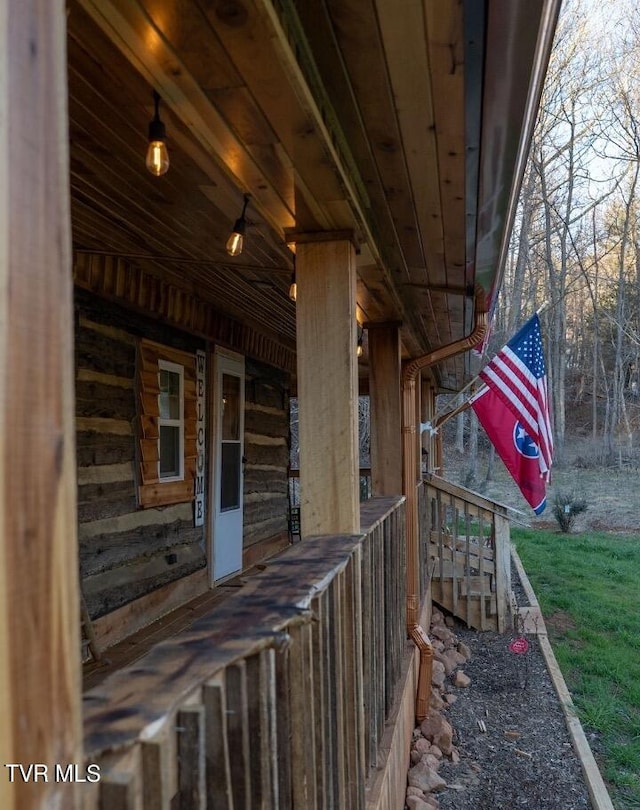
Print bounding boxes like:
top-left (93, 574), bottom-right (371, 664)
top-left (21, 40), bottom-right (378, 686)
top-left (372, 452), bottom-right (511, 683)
top-left (510, 545), bottom-right (615, 810)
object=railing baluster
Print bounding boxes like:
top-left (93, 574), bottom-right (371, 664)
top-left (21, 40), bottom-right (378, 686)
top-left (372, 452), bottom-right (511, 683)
top-left (263, 649), bottom-right (280, 809)
top-left (452, 502), bottom-right (460, 619)
top-left (141, 728), bottom-right (172, 809)
top-left (311, 591), bottom-right (330, 808)
top-left (225, 661), bottom-right (251, 810)
top-left (360, 524), bottom-right (376, 773)
top-left (203, 675), bottom-right (234, 810)
top-left (246, 650), bottom-right (278, 808)
top-left (176, 705), bottom-right (205, 809)
top-left (436, 489), bottom-right (444, 600)
top-left (100, 772), bottom-right (136, 810)
top-left (374, 524), bottom-right (385, 750)
top-left (494, 512), bottom-right (511, 632)
top-left (275, 645), bottom-right (292, 807)
top-left (384, 516), bottom-right (393, 716)
top-left (343, 550), bottom-right (365, 810)
top-left (478, 512), bottom-right (487, 630)
top-left (332, 572), bottom-right (347, 808)
top-left (99, 750), bottom-right (141, 810)
top-left (393, 502), bottom-right (400, 693)
top-left (289, 621), bottom-right (318, 809)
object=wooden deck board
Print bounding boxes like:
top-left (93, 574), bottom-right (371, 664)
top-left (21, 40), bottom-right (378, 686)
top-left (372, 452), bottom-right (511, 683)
top-left (83, 589), bottom-right (230, 691)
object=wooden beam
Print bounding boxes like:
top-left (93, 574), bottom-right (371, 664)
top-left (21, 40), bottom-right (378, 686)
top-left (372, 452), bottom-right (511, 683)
top-left (368, 325), bottom-right (402, 496)
top-left (0, 1), bottom-right (82, 808)
top-left (296, 237), bottom-right (360, 535)
top-left (74, 252), bottom-right (296, 371)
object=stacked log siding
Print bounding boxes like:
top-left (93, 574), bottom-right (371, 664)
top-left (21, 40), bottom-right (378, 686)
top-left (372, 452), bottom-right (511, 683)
top-left (76, 294), bottom-right (206, 618)
top-left (243, 359), bottom-right (290, 547)
top-left (75, 292), bottom-right (291, 619)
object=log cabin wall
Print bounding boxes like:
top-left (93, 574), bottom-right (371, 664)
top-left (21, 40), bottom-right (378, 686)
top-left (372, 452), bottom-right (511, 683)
top-left (243, 359), bottom-right (290, 549)
top-left (76, 291), bottom-right (207, 619)
top-left (75, 290), bottom-right (291, 620)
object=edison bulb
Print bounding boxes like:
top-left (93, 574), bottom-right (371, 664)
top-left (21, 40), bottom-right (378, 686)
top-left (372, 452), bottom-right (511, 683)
top-left (226, 231), bottom-right (243, 256)
top-left (146, 140), bottom-right (169, 177)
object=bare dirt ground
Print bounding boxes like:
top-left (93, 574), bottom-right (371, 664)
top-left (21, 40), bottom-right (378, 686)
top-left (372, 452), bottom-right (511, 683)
top-left (448, 450), bottom-right (640, 534)
top-left (412, 448), bottom-right (640, 809)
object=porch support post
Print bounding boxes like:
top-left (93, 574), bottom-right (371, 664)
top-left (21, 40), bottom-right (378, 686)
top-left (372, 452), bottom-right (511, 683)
top-left (368, 323), bottom-right (402, 496)
top-left (0, 3), bottom-right (82, 808)
top-left (420, 377), bottom-right (435, 474)
top-left (294, 233), bottom-right (360, 536)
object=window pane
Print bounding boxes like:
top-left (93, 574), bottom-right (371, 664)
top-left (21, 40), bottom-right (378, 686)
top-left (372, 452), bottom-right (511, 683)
top-left (222, 374), bottom-right (241, 440)
top-left (159, 425), bottom-right (180, 477)
top-left (159, 369), bottom-right (181, 419)
top-left (220, 442), bottom-right (241, 510)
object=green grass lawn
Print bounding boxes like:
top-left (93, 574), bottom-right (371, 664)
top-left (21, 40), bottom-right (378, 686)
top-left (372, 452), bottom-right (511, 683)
top-left (513, 527), bottom-right (640, 810)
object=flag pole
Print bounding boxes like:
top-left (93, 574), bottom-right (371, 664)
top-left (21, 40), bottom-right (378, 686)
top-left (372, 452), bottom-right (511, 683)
top-left (434, 390), bottom-right (482, 429)
top-left (428, 374), bottom-right (485, 429)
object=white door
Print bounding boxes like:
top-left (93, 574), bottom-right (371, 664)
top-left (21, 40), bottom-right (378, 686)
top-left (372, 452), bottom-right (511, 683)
top-left (212, 350), bottom-right (245, 581)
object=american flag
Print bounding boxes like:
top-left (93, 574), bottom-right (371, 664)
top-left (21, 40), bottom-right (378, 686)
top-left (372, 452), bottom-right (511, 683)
top-left (479, 314), bottom-right (553, 479)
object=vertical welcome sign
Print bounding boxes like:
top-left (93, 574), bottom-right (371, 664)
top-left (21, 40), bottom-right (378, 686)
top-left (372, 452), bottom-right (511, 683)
top-left (195, 350), bottom-right (206, 526)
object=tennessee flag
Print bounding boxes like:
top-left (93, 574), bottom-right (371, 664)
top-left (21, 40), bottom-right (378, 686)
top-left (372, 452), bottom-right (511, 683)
top-left (471, 386), bottom-right (548, 513)
top-left (470, 314), bottom-right (553, 514)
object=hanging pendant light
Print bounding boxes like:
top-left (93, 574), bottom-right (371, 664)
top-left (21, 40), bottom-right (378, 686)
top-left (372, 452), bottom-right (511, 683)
top-left (357, 324), bottom-right (364, 357)
top-left (288, 273), bottom-right (297, 302)
top-left (146, 90), bottom-right (169, 177)
top-left (226, 194), bottom-right (250, 256)
top-left (289, 255), bottom-right (297, 302)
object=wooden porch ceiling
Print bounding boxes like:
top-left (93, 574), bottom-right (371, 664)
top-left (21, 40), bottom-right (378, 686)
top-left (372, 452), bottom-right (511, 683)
top-left (67, 0), bottom-right (560, 391)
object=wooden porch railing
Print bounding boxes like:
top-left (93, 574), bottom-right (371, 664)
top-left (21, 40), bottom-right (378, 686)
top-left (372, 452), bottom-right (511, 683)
top-left (423, 474), bottom-right (512, 632)
top-left (82, 497), bottom-right (406, 809)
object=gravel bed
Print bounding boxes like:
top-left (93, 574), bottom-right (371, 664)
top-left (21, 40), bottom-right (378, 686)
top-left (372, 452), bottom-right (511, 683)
top-left (408, 559), bottom-right (595, 810)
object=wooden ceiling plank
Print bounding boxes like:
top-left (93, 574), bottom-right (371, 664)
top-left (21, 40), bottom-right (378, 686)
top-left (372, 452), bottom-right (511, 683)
top-left (251, 0), bottom-right (387, 249)
top-left (373, 0), bottom-right (447, 294)
top-left (69, 8), bottom-right (266, 230)
top-left (136, 0), bottom-right (243, 91)
top-left (424, 0), bottom-right (467, 294)
top-left (195, 0), bottom-right (350, 231)
top-left (129, 2), bottom-right (299, 216)
top-left (326, 0), bottom-right (422, 272)
top-left (320, 0), bottom-right (435, 354)
top-left (74, 0), bottom-right (296, 235)
top-left (68, 68), bottom-right (288, 271)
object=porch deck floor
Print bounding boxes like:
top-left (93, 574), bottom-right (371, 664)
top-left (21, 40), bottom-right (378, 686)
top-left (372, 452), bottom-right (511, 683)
top-left (82, 574), bottom-right (254, 692)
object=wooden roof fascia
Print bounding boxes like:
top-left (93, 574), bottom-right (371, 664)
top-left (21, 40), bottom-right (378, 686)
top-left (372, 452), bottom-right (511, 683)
top-left (463, 0), bottom-right (486, 335)
top-left (373, 0), bottom-right (444, 288)
top-left (474, 0), bottom-right (562, 301)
